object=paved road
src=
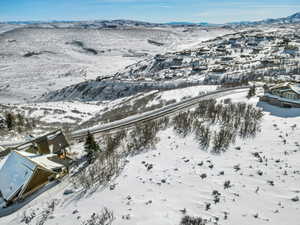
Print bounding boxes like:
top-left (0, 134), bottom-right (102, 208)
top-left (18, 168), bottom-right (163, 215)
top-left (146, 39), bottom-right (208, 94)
top-left (1, 86), bottom-right (249, 147)
top-left (71, 86), bottom-right (250, 139)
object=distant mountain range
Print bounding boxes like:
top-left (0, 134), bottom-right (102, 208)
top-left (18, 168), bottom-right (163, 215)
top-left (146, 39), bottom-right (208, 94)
top-left (228, 12), bottom-right (300, 26)
top-left (167, 12), bottom-right (300, 26)
top-left (1, 12), bottom-right (300, 27)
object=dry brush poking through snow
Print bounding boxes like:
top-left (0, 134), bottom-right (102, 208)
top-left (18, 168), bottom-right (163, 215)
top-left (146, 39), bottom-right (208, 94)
top-left (2, 91), bottom-right (298, 225)
top-left (172, 98), bottom-right (263, 153)
top-left (71, 149), bottom-right (125, 191)
top-left (81, 208), bottom-right (115, 225)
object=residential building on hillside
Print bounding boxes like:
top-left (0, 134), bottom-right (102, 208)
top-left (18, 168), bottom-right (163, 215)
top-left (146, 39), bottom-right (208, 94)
top-left (260, 82), bottom-right (300, 108)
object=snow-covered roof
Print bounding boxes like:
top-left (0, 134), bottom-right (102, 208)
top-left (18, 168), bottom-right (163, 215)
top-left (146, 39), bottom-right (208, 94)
top-left (290, 84), bottom-right (300, 94)
top-left (269, 82), bottom-right (290, 90)
top-left (270, 83), bottom-right (300, 95)
top-left (0, 151), bottom-right (36, 201)
top-left (0, 150), bottom-right (64, 201)
top-left (265, 93), bottom-right (300, 104)
top-left (17, 151), bottom-right (65, 171)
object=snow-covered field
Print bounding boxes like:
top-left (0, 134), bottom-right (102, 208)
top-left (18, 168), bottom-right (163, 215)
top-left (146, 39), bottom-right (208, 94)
top-left (0, 18), bottom-right (299, 225)
top-left (0, 26), bottom-right (233, 103)
top-left (1, 92), bottom-right (299, 225)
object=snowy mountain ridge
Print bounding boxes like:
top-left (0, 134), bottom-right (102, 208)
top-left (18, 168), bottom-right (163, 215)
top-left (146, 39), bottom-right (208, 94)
top-left (229, 12), bottom-right (300, 26)
top-left (41, 25), bottom-right (300, 102)
top-left (1, 12), bottom-right (300, 29)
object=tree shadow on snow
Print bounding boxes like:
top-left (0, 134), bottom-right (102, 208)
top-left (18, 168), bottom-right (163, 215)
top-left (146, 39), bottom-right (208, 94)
top-left (257, 101), bottom-right (300, 118)
top-left (61, 176), bottom-right (119, 209)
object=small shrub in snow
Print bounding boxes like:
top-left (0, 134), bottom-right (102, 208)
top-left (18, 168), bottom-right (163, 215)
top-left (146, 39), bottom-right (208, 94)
top-left (82, 208), bottom-right (114, 225)
top-left (291, 196), bottom-right (299, 202)
top-left (219, 171), bottom-right (224, 175)
top-left (35, 199), bottom-right (59, 225)
top-left (180, 215), bottom-right (209, 225)
top-left (205, 203), bottom-right (211, 211)
top-left (223, 211), bottom-right (228, 220)
top-left (212, 190), bottom-right (221, 204)
top-left (257, 170), bottom-right (263, 176)
top-left (21, 210), bottom-right (36, 224)
top-left (224, 180), bottom-right (232, 189)
top-left (233, 164), bottom-right (241, 172)
top-left (200, 173), bottom-right (207, 179)
top-left (212, 190), bottom-right (221, 196)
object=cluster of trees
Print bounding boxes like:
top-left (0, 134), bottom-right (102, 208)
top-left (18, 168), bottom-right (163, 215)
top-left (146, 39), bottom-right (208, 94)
top-left (74, 144), bottom-right (123, 190)
top-left (172, 111), bottom-right (193, 138)
top-left (172, 99), bottom-right (263, 153)
top-left (84, 129), bottom-right (127, 164)
top-left (77, 118), bottom-right (169, 189)
top-left (77, 99), bottom-right (263, 190)
top-left (126, 120), bottom-right (162, 156)
top-left (0, 112), bottom-right (36, 133)
top-left (83, 98), bottom-right (263, 167)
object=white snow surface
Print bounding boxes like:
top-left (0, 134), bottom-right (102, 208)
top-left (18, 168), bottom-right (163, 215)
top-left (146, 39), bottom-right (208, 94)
top-left (1, 92), bottom-right (300, 225)
top-left (18, 101), bottom-right (102, 124)
top-left (159, 85), bottom-right (218, 102)
top-left (0, 26), bottom-right (233, 103)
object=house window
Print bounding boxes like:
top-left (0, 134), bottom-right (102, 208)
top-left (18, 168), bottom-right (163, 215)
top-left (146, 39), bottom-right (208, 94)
top-left (285, 92), bottom-right (297, 100)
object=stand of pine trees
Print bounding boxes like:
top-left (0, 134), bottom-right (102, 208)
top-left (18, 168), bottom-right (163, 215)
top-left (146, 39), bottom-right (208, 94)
top-left (0, 112), bottom-right (35, 132)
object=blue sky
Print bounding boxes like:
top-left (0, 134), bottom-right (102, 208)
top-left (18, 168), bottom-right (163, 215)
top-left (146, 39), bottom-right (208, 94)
top-left (1, 0), bottom-right (300, 23)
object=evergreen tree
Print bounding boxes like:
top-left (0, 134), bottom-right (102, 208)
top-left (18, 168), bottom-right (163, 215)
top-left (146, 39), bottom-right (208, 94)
top-left (17, 113), bottom-right (24, 127)
top-left (5, 112), bottom-right (16, 130)
top-left (247, 85), bottom-right (256, 99)
top-left (84, 131), bottom-right (100, 163)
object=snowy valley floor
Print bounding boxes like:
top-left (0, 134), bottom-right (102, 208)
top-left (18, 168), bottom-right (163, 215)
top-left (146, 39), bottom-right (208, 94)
top-left (1, 92), bottom-right (300, 225)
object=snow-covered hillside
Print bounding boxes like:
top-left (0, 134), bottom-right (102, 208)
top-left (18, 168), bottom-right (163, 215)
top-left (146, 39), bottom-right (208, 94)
top-left (0, 25), bottom-right (232, 103)
top-left (41, 24), bottom-right (300, 103)
top-left (1, 91), bottom-right (299, 225)
top-left (0, 15), bottom-right (300, 225)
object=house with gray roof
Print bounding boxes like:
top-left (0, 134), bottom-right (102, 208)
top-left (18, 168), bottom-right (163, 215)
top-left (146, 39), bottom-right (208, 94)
top-left (260, 82), bottom-right (300, 108)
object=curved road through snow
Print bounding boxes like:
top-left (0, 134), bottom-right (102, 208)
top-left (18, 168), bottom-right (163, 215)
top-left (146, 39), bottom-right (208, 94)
top-left (1, 86), bottom-right (250, 147)
top-left (71, 86), bottom-right (250, 139)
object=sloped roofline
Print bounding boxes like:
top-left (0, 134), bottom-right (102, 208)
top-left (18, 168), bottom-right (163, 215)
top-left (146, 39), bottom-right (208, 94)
top-left (13, 151), bottom-right (57, 175)
top-left (290, 83), bottom-right (300, 94)
top-left (270, 82), bottom-right (300, 94)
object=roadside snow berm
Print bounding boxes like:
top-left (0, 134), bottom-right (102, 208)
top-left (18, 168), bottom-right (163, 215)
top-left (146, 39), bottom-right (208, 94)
top-left (0, 129), bottom-right (71, 207)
